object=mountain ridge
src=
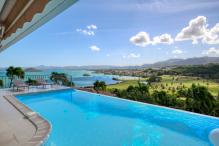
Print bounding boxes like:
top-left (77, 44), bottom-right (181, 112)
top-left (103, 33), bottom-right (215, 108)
top-left (1, 56), bottom-right (219, 70)
top-left (35, 56), bottom-right (219, 70)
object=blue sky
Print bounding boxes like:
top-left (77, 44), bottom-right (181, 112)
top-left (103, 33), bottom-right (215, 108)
top-left (1, 0), bottom-right (219, 67)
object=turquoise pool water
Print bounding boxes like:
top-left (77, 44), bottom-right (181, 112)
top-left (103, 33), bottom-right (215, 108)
top-left (16, 89), bottom-right (219, 146)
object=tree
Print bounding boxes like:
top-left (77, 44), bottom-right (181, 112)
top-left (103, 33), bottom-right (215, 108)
top-left (113, 82), bottom-right (153, 103)
top-left (147, 75), bottom-right (162, 83)
top-left (6, 66), bottom-right (25, 87)
top-left (186, 84), bottom-right (216, 115)
top-left (6, 66), bottom-right (14, 87)
top-left (14, 67), bottom-right (25, 79)
top-left (152, 90), bottom-right (176, 106)
top-left (0, 80), bottom-right (3, 88)
top-left (93, 80), bottom-right (106, 91)
top-left (26, 78), bottom-right (37, 85)
top-left (50, 72), bottom-right (74, 87)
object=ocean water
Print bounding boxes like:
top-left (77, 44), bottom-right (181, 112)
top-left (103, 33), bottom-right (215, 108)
top-left (0, 70), bottom-right (131, 87)
top-left (16, 89), bottom-right (219, 146)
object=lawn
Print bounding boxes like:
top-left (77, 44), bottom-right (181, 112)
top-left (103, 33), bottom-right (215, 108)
top-left (107, 80), bottom-right (140, 90)
top-left (107, 75), bottom-right (219, 96)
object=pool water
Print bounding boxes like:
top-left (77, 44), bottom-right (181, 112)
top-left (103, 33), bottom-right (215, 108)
top-left (16, 89), bottom-right (219, 146)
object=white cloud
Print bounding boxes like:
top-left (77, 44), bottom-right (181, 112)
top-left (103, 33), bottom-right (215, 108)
top-left (202, 23), bottom-right (219, 44)
top-left (106, 54), bottom-right (110, 57)
top-left (175, 16), bottom-right (207, 43)
top-left (175, 16), bottom-right (219, 44)
top-left (123, 53), bottom-right (141, 59)
top-left (129, 32), bottom-right (151, 47)
top-left (76, 24), bottom-right (97, 36)
top-left (76, 29), bottom-right (95, 36)
top-left (87, 24), bottom-right (97, 30)
top-left (152, 34), bottom-right (174, 45)
top-left (90, 45), bottom-right (100, 52)
top-left (172, 49), bottom-right (183, 54)
top-left (202, 47), bottom-right (219, 57)
top-left (130, 32), bottom-right (174, 47)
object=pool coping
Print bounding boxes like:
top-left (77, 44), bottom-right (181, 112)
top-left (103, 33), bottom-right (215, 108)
top-left (3, 95), bottom-right (51, 146)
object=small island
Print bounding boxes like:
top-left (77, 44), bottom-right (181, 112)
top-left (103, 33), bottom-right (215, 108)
top-left (83, 73), bottom-right (91, 76)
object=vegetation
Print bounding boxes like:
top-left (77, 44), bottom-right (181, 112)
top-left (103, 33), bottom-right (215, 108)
top-left (50, 72), bottom-right (74, 87)
top-left (151, 75), bottom-right (219, 96)
top-left (83, 73), bottom-right (91, 76)
top-left (185, 84), bottom-right (216, 115)
top-left (108, 75), bottom-right (219, 95)
top-left (108, 82), bottom-right (219, 117)
top-left (93, 80), bottom-right (106, 91)
top-left (169, 64), bottom-right (219, 80)
top-left (147, 75), bottom-right (162, 83)
top-left (0, 80), bottom-right (3, 88)
top-left (6, 66), bottom-right (25, 87)
top-left (104, 65), bottom-right (219, 117)
top-left (108, 80), bottom-right (140, 90)
top-left (152, 90), bottom-right (176, 107)
top-left (111, 82), bottom-right (153, 103)
top-left (26, 78), bottom-right (37, 85)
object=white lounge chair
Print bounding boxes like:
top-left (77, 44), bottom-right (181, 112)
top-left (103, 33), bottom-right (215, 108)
top-left (36, 78), bottom-right (53, 88)
top-left (13, 80), bottom-right (29, 91)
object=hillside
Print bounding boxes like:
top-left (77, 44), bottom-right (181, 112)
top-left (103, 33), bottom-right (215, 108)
top-left (143, 57), bottom-right (219, 68)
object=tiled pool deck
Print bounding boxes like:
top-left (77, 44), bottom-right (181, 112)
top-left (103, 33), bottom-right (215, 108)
top-left (0, 85), bottom-right (70, 146)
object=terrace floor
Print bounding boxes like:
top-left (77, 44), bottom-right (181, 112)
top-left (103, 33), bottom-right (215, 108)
top-left (0, 85), bottom-right (70, 146)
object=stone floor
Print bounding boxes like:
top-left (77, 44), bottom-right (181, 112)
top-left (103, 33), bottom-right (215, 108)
top-left (0, 85), bottom-right (69, 146)
top-left (0, 85), bottom-right (70, 96)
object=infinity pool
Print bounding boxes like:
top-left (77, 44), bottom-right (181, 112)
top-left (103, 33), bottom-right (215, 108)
top-left (16, 89), bottom-right (219, 146)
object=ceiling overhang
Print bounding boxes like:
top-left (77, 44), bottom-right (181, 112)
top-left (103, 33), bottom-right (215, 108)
top-left (0, 0), bottom-right (77, 52)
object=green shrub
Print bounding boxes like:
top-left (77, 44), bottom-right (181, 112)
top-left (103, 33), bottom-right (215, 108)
top-left (0, 80), bottom-right (3, 88)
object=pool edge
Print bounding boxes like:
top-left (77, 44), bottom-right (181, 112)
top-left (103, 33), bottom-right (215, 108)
top-left (76, 89), bottom-right (219, 121)
top-left (3, 95), bottom-right (51, 146)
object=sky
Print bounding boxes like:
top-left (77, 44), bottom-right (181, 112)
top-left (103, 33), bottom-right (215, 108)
top-left (0, 0), bottom-right (219, 67)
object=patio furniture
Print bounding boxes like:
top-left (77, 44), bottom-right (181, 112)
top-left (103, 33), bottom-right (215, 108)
top-left (36, 78), bottom-right (54, 88)
top-left (13, 80), bottom-right (29, 91)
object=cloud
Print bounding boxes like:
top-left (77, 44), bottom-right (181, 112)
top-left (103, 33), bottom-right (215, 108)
top-left (123, 53), bottom-right (141, 59)
top-left (76, 29), bottom-right (95, 36)
top-left (152, 34), bottom-right (174, 45)
top-left (175, 16), bottom-right (219, 44)
top-left (76, 24), bottom-right (97, 36)
top-left (106, 54), bottom-right (110, 57)
top-left (202, 23), bottom-right (219, 44)
top-left (130, 32), bottom-right (173, 47)
top-left (129, 32), bottom-right (151, 47)
top-left (87, 24), bottom-right (97, 30)
top-left (90, 45), bottom-right (100, 52)
top-left (202, 47), bottom-right (219, 56)
top-left (172, 49), bottom-right (183, 54)
top-left (175, 16), bottom-right (207, 44)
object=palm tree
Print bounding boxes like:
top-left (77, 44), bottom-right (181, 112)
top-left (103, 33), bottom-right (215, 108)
top-left (6, 66), bottom-right (25, 87)
top-left (6, 66), bottom-right (14, 87)
top-left (14, 67), bottom-right (25, 79)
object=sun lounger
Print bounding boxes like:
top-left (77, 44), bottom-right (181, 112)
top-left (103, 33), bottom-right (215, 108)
top-left (13, 80), bottom-right (29, 91)
top-left (36, 78), bottom-right (54, 88)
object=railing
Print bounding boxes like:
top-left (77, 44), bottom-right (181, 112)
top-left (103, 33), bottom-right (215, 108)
top-left (0, 76), bottom-right (9, 88)
top-left (0, 75), bottom-right (50, 88)
top-left (0, 74), bottom-right (74, 88)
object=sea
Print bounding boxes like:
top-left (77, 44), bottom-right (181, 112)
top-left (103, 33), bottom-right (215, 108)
top-left (0, 70), bottom-right (136, 88)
